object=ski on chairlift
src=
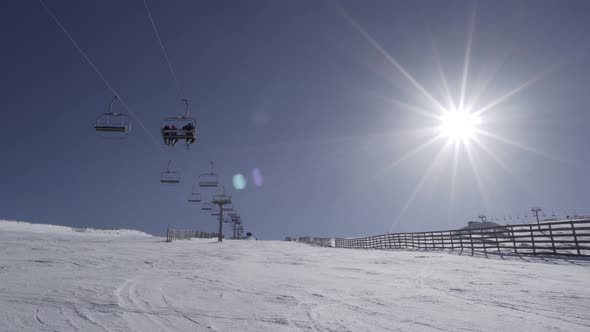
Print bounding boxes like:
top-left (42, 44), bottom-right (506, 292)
top-left (187, 185), bottom-right (202, 202)
top-left (161, 99), bottom-right (197, 149)
top-left (198, 162), bottom-right (219, 188)
top-left (160, 160), bottom-right (181, 184)
top-left (94, 96), bottom-right (131, 139)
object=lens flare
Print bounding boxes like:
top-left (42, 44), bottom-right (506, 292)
top-left (232, 174), bottom-right (247, 190)
top-left (252, 168), bottom-right (263, 187)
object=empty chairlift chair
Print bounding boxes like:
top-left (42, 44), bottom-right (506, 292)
top-left (222, 203), bottom-right (234, 212)
top-left (160, 160), bottom-right (181, 184)
top-left (187, 185), bottom-right (202, 203)
top-left (94, 96), bottom-right (131, 139)
top-left (198, 162), bottom-right (219, 188)
top-left (161, 99), bottom-right (197, 149)
top-left (201, 202), bottom-right (213, 211)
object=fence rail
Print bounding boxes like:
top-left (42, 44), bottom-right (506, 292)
top-left (335, 219), bottom-right (590, 257)
top-left (166, 228), bottom-right (218, 242)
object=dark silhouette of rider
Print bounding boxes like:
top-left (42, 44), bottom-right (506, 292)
top-left (169, 125), bottom-right (178, 146)
top-left (162, 125), bottom-right (171, 145)
top-left (182, 123), bottom-right (196, 145)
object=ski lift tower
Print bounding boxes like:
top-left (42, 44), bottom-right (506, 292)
top-left (236, 224), bottom-right (244, 239)
top-left (228, 212), bottom-right (241, 239)
top-left (212, 191), bottom-right (232, 242)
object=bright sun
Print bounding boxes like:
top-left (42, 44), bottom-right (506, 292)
top-left (438, 111), bottom-right (482, 143)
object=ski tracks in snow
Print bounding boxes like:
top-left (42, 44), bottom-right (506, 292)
top-left (3, 226), bottom-right (590, 331)
top-left (113, 273), bottom-right (212, 331)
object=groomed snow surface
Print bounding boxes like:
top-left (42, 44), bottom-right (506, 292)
top-left (1, 220), bottom-right (589, 331)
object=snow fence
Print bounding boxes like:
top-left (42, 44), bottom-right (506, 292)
top-left (335, 219), bottom-right (590, 257)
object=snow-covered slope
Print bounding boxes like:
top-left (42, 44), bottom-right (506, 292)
top-left (0, 221), bottom-right (589, 331)
top-left (0, 220), bottom-right (151, 237)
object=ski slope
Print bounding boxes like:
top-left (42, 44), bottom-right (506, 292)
top-left (1, 220), bottom-right (589, 331)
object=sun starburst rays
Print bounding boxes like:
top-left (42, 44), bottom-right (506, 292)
top-left (337, 4), bottom-right (560, 232)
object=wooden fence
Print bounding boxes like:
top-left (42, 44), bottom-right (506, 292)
top-left (166, 228), bottom-right (218, 242)
top-left (335, 219), bottom-right (590, 257)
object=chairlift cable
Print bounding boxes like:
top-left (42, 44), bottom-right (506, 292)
top-left (39, 0), bottom-right (117, 98)
top-left (143, 0), bottom-right (186, 100)
top-left (39, 0), bottom-right (164, 152)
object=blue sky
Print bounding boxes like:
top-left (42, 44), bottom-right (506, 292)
top-left (1, 0), bottom-right (589, 239)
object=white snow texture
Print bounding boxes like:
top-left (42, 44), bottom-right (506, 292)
top-left (0, 219), bottom-right (589, 331)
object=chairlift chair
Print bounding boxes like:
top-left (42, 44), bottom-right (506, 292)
top-left (160, 160), bottom-right (181, 184)
top-left (201, 202), bottom-right (213, 211)
top-left (161, 99), bottom-right (197, 149)
top-left (94, 96), bottom-right (131, 139)
top-left (222, 203), bottom-right (234, 212)
top-left (187, 185), bottom-right (202, 202)
top-left (198, 162), bottom-right (219, 188)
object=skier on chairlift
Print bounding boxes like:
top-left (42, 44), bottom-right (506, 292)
top-left (169, 125), bottom-right (178, 147)
top-left (182, 123), bottom-right (196, 146)
top-left (162, 125), bottom-right (171, 145)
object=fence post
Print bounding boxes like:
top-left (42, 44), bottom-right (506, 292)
top-left (570, 221), bottom-right (581, 255)
top-left (549, 224), bottom-right (556, 255)
top-left (431, 232), bottom-right (435, 250)
top-left (480, 229), bottom-right (487, 257)
top-left (449, 231), bottom-right (454, 250)
top-left (493, 228), bottom-right (500, 254)
top-left (511, 226), bottom-right (518, 254)
top-left (530, 225), bottom-right (536, 255)
top-left (469, 228), bottom-right (474, 255)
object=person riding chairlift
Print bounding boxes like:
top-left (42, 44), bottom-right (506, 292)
top-left (162, 125), bottom-right (171, 145)
top-left (182, 123), bottom-right (196, 145)
top-left (169, 125), bottom-right (178, 146)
